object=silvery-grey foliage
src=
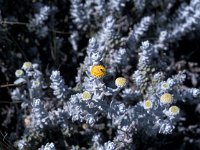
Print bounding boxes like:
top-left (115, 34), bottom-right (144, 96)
top-left (38, 143), bottom-right (56, 150)
top-left (70, 0), bottom-right (88, 31)
top-left (132, 16), bottom-right (154, 41)
top-left (30, 6), bottom-right (50, 27)
top-left (28, 5), bottom-right (57, 38)
top-left (50, 70), bottom-right (68, 100)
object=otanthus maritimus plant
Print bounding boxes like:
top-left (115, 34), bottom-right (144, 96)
top-left (0, 0), bottom-right (200, 150)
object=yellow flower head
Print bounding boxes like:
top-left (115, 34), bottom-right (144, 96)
top-left (160, 93), bottom-right (173, 104)
top-left (82, 91), bottom-right (91, 101)
top-left (90, 65), bottom-right (106, 78)
top-left (22, 62), bottom-right (32, 70)
top-left (168, 106), bottom-right (180, 116)
top-left (15, 69), bottom-right (24, 77)
top-left (115, 77), bottom-right (126, 88)
top-left (143, 100), bottom-right (153, 109)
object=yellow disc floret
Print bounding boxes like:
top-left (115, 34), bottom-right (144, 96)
top-left (143, 100), bottom-right (153, 109)
top-left (115, 77), bottom-right (127, 88)
top-left (160, 93), bottom-right (173, 104)
top-left (90, 65), bottom-right (106, 78)
top-left (168, 106), bottom-right (180, 116)
top-left (82, 91), bottom-right (91, 101)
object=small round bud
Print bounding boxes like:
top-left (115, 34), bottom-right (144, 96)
top-left (15, 69), bottom-right (24, 77)
top-left (31, 80), bottom-right (40, 88)
top-left (22, 62), bottom-right (32, 70)
top-left (90, 65), bottom-right (106, 78)
top-left (160, 93), bottom-right (173, 104)
top-left (143, 100), bottom-right (153, 109)
top-left (161, 82), bottom-right (170, 90)
top-left (82, 91), bottom-right (91, 101)
top-left (115, 77), bottom-right (127, 88)
top-left (168, 106), bottom-right (180, 116)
